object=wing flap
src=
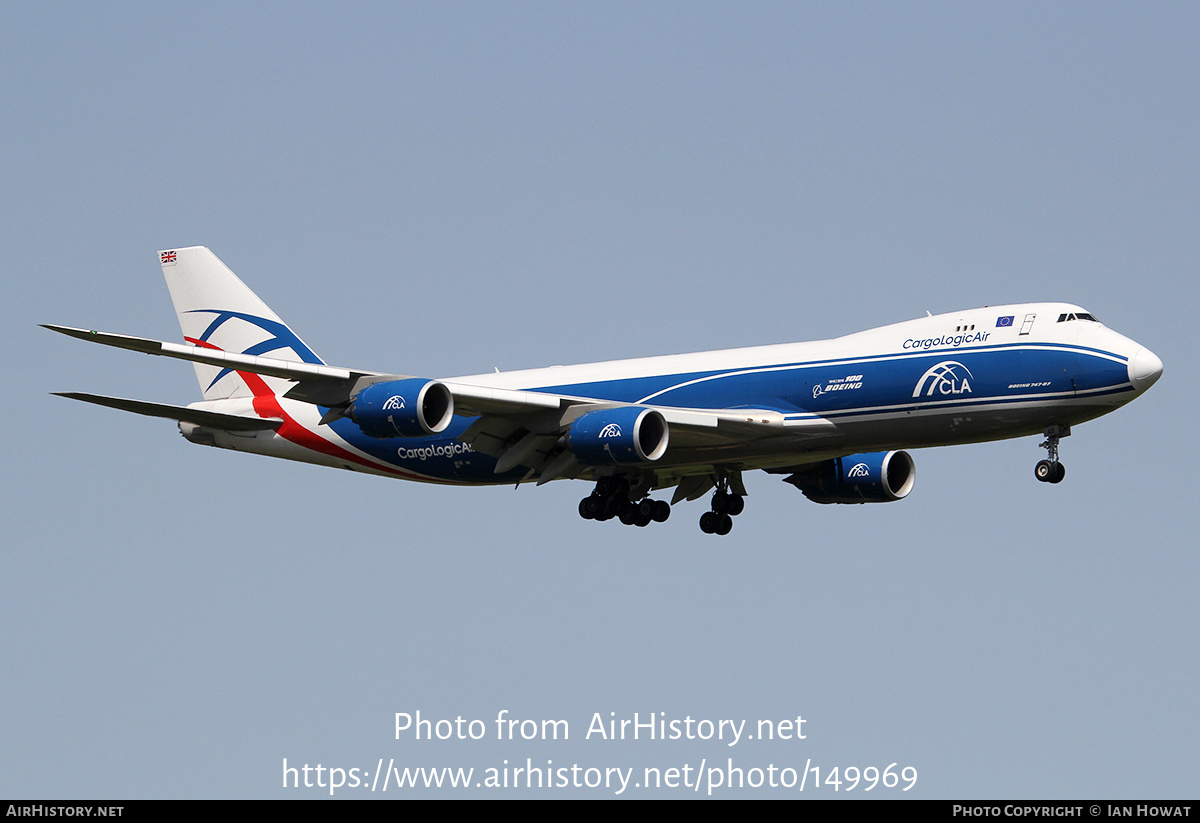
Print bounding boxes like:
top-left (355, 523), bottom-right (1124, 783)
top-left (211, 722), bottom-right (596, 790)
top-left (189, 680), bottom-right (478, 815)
top-left (657, 407), bottom-right (837, 448)
top-left (442, 381), bottom-right (567, 416)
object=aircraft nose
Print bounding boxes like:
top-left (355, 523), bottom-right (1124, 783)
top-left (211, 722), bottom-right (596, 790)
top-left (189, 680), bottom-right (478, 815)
top-left (1127, 346), bottom-right (1163, 392)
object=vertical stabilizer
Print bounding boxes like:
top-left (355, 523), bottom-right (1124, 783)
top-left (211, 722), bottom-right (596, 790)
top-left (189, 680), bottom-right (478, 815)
top-left (158, 247), bottom-right (324, 400)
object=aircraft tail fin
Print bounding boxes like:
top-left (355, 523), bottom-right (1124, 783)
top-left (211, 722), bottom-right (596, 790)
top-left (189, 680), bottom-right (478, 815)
top-left (159, 247), bottom-right (325, 400)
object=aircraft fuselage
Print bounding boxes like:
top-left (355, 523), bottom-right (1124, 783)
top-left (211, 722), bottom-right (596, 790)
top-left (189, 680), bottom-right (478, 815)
top-left (186, 302), bottom-right (1158, 485)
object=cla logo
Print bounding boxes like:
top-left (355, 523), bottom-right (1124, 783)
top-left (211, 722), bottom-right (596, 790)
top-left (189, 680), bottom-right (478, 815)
top-left (599, 423), bottom-right (622, 438)
top-left (913, 361), bottom-right (974, 398)
top-left (383, 395), bottom-right (406, 410)
top-left (846, 463), bottom-right (871, 479)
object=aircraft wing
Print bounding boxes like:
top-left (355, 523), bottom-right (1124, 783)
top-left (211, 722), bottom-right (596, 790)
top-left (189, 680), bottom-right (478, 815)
top-left (43, 323), bottom-right (827, 425)
top-left (44, 324), bottom-right (838, 481)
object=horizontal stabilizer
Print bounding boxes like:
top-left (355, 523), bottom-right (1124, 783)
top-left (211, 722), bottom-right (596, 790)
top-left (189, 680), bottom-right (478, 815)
top-left (42, 324), bottom-right (364, 383)
top-left (53, 392), bottom-right (281, 432)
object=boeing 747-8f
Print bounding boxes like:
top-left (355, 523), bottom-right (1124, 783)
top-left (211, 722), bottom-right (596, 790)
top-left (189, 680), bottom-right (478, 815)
top-left (47, 247), bottom-right (1162, 534)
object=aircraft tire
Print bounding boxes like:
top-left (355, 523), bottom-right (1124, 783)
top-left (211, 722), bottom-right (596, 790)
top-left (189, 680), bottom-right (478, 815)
top-left (579, 497), bottom-right (596, 519)
top-left (728, 495), bottom-right (745, 516)
top-left (652, 500), bottom-right (671, 522)
top-left (699, 512), bottom-right (716, 534)
top-left (715, 514), bottom-right (733, 535)
top-left (1050, 462), bottom-right (1066, 484)
top-left (1035, 459), bottom-right (1055, 482)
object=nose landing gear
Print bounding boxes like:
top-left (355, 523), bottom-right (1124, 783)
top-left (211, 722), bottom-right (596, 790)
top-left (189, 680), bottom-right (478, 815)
top-left (1035, 425), bottom-right (1070, 484)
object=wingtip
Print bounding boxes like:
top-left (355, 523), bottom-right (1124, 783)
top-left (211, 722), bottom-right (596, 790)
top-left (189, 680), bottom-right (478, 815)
top-left (41, 323), bottom-right (92, 337)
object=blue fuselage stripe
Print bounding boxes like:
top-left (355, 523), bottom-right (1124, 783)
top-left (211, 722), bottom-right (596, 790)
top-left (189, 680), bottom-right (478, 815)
top-left (321, 343), bottom-right (1133, 482)
top-left (532, 345), bottom-right (1130, 414)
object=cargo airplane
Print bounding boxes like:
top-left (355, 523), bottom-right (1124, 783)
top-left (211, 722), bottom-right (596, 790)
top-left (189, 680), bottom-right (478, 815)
top-left (46, 247), bottom-right (1162, 534)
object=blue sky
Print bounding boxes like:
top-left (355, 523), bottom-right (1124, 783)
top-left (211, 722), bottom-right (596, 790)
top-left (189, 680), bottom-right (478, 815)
top-left (2, 2), bottom-right (1195, 798)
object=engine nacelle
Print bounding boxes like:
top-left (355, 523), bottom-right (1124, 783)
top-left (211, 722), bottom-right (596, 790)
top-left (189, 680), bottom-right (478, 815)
top-left (348, 378), bottom-right (455, 439)
top-left (568, 407), bottom-right (669, 465)
top-left (786, 450), bottom-right (915, 504)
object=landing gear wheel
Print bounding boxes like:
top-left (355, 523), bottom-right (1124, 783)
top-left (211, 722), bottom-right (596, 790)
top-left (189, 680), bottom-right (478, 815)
top-left (651, 500), bottom-right (671, 523)
top-left (1035, 460), bottom-right (1055, 482)
top-left (595, 500), bottom-right (615, 521)
top-left (1035, 460), bottom-right (1066, 483)
top-left (628, 497), bottom-right (668, 526)
top-left (579, 495), bottom-right (601, 519)
top-left (712, 492), bottom-right (732, 515)
top-left (711, 490), bottom-right (745, 517)
top-left (699, 511), bottom-right (733, 535)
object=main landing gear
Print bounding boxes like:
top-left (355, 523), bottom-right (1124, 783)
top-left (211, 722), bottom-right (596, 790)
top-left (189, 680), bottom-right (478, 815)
top-left (1034, 425), bottom-right (1070, 484)
top-left (699, 484), bottom-right (745, 536)
top-left (577, 473), bottom-right (746, 534)
top-left (578, 476), bottom-right (671, 528)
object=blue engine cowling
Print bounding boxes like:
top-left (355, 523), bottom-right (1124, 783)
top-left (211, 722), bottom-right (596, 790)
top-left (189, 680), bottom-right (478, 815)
top-left (786, 451), bottom-right (916, 504)
top-left (568, 407), bottom-right (669, 465)
top-left (348, 378), bottom-right (455, 438)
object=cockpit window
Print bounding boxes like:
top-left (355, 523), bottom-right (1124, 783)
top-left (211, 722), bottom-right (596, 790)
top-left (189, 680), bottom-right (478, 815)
top-left (1056, 312), bottom-right (1100, 323)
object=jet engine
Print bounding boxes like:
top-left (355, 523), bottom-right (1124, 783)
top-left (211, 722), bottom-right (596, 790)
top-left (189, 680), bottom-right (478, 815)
top-left (568, 407), bottom-right (669, 465)
top-left (786, 451), bottom-right (915, 504)
top-left (348, 378), bottom-right (455, 438)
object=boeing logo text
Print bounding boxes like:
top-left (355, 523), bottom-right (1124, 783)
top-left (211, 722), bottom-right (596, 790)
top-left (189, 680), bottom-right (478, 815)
top-left (46, 247), bottom-right (1163, 536)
